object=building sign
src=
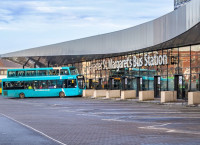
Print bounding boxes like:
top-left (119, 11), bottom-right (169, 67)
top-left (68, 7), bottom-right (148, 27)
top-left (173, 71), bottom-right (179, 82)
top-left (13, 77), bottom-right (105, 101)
top-left (90, 54), bottom-right (168, 71)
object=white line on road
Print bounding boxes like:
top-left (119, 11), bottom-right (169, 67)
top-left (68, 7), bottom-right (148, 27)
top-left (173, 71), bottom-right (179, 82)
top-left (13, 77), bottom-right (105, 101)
top-left (0, 113), bottom-right (67, 145)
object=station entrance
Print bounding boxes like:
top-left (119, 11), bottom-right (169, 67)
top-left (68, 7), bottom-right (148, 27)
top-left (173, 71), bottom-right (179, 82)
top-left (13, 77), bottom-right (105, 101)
top-left (154, 76), bottom-right (161, 98)
top-left (174, 75), bottom-right (184, 99)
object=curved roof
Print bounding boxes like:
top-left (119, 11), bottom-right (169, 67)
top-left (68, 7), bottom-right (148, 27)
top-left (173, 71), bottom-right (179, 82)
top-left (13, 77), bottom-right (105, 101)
top-left (1, 0), bottom-right (200, 67)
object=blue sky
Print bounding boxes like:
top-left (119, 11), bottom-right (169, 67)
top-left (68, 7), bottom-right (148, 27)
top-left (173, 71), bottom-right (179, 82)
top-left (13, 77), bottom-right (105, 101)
top-left (0, 0), bottom-right (173, 54)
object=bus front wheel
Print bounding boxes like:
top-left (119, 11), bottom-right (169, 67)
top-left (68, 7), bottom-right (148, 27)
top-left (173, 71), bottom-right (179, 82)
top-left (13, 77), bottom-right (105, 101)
top-left (59, 92), bottom-right (65, 98)
top-left (19, 93), bottom-right (25, 99)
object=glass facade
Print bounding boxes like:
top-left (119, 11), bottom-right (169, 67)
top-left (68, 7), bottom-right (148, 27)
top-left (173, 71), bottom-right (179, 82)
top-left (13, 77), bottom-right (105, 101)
top-left (67, 44), bottom-right (200, 99)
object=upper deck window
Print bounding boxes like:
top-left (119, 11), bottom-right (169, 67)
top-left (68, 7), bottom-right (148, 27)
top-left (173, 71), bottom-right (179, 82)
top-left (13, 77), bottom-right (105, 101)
top-left (16, 71), bottom-right (25, 77)
top-left (26, 70), bottom-right (36, 76)
top-left (38, 70), bottom-right (48, 76)
top-left (60, 69), bottom-right (69, 75)
top-left (49, 69), bottom-right (59, 76)
top-left (70, 68), bottom-right (79, 75)
top-left (8, 71), bottom-right (16, 77)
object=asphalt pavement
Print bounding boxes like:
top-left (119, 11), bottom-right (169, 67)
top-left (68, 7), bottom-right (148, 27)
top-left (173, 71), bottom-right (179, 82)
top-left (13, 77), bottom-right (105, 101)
top-left (0, 95), bottom-right (200, 145)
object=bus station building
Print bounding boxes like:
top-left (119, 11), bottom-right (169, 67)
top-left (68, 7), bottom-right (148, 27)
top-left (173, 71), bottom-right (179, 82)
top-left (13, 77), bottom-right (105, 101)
top-left (1, 0), bottom-right (200, 100)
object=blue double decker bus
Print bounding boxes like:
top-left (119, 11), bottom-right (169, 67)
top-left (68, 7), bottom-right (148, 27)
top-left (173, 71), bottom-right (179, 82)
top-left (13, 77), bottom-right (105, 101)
top-left (2, 67), bottom-right (85, 99)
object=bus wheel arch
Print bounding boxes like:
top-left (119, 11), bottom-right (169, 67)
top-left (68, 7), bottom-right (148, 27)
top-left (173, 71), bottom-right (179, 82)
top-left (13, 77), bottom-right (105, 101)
top-left (19, 93), bottom-right (25, 99)
top-left (59, 91), bottom-right (65, 98)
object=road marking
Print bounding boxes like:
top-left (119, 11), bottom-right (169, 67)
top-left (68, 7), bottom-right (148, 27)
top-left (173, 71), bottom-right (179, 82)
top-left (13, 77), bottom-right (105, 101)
top-left (139, 123), bottom-right (200, 135)
top-left (0, 113), bottom-right (67, 145)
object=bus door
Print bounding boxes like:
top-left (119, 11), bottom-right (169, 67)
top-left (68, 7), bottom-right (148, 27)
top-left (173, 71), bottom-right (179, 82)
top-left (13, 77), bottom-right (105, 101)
top-left (174, 75), bottom-right (184, 99)
top-left (154, 76), bottom-right (161, 98)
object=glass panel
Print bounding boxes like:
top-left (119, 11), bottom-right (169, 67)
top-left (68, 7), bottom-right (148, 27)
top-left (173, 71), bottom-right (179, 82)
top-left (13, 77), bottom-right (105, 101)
top-left (179, 56), bottom-right (190, 68)
top-left (57, 80), bottom-right (63, 88)
top-left (191, 55), bottom-right (200, 68)
top-left (179, 46), bottom-right (190, 57)
top-left (161, 76), bottom-right (168, 91)
top-left (183, 75), bottom-right (190, 99)
top-left (179, 67), bottom-right (190, 75)
top-left (24, 81), bottom-right (33, 89)
top-left (38, 70), bottom-right (48, 76)
top-left (60, 69), bottom-right (69, 75)
top-left (49, 69), bottom-right (59, 76)
top-left (191, 44), bottom-right (200, 55)
top-left (191, 68), bottom-right (200, 74)
top-left (168, 48), bottom-right (178, 74)
top-left (3, 82), bottom-right (15, 90)
top-left (48, 80), bottom-right (57, 89)
top-left (70, 68), bottom-right (79, 75)
top-left (39, 81), bottom-right (48, 89)
top-left (26, 71), bottom-right (36, 76)
top-left (168, 75), bottom-right (174, 91)
top-left (191, 74), bottom-right (199, 91)
top-left (33, 81), bottom-right (39, 89)
top-left (77, 78), bottom-right (85, 89)
top-left (67, 80), bottom-right (76, 88)
top-left (16, 71), bottom-right (25, 76)
top-left (8, 71), bottom-right (16, 77)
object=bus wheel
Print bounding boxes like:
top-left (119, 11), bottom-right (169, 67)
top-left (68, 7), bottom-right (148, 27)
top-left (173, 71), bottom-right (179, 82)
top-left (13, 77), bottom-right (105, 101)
top-left (59, 92), bottom-right (65, 98)
top-left (19, 93), bottom-right (25, 99)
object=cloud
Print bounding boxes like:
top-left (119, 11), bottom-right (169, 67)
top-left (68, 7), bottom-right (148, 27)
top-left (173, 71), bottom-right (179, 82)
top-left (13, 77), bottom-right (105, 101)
top-left (0, 0), bottom-right (174, 53)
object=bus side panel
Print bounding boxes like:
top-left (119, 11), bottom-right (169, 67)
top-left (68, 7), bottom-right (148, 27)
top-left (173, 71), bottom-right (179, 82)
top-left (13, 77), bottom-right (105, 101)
top-left (3, 89), bottom-right (62, 98)
top-left (24, 89), bottom-right (63, 97)
top-left (64, 88), bottom-right (83, 96)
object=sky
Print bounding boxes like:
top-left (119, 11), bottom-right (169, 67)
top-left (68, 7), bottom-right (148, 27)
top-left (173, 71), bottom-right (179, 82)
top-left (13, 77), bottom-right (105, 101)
top-left (0, 0), bottom-right (174, 54)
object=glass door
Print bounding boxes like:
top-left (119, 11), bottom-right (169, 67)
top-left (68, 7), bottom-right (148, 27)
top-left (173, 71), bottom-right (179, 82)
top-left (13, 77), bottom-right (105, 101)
top-left (154, 76), bottom-right (161, 98)
top-left (174, 75), bottom-right (183, 99)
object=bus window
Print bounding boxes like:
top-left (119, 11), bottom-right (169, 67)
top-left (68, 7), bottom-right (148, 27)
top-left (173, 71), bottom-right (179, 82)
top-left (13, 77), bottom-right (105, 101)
top-left (70, 68), bottom-right (79, 75)
top-left (14, 81), bottom-right (24, 89)
top-left (39, 81), bottom-right (48, 89)
top-left (60, 69), bottom-right (69, 75)
top-left (57, 80), bottom-right (63, 88)
top-left (48, 80), bottom-right (57, 89)
top-left (3, 81), bottom-right (15, 90)
top-left (33, 81), bottom-right (39, 89)
top-left (67, 80), bottom-right (76, 88)
top-left (16, 71), bottom-right (25, 77)
top-left (26, 71), bottom-right (36, 76)
top-left (24, 81), bottom-right (33, 89)
top-left (38, 70), bottom-right (47, 76)
top-left (8, 71), bottom-right (16, 77)
top-left (49, 69), bottom-right (59, 76)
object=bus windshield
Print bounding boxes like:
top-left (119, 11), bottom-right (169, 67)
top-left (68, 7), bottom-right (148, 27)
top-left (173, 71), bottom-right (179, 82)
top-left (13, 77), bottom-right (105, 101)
top-left (70, 68), bottom-right (79, 75)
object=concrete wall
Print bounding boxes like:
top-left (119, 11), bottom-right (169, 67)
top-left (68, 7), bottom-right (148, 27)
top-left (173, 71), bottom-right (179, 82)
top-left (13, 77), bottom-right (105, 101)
top-left (188, 92), bottom-right (200, 105)
top-left (93, 90), bottom-right (107, 98)
top-left (106, 90), bottom-right (121, 99)
top-left (121, 90), bottom-right (136, 100)
top-left (161, 91), bottom-right (177, 103)
top-left (83, 89), bottom-right (94, 97)
top-left (139, 91), bottom-right (154, 101)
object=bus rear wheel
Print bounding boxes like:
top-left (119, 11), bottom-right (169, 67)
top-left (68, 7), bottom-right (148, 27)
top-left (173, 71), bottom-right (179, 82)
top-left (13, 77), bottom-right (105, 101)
top-left (59, 92), bottom-right (65, 98)
top-left (19, 93), bottom-right (25, 99)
